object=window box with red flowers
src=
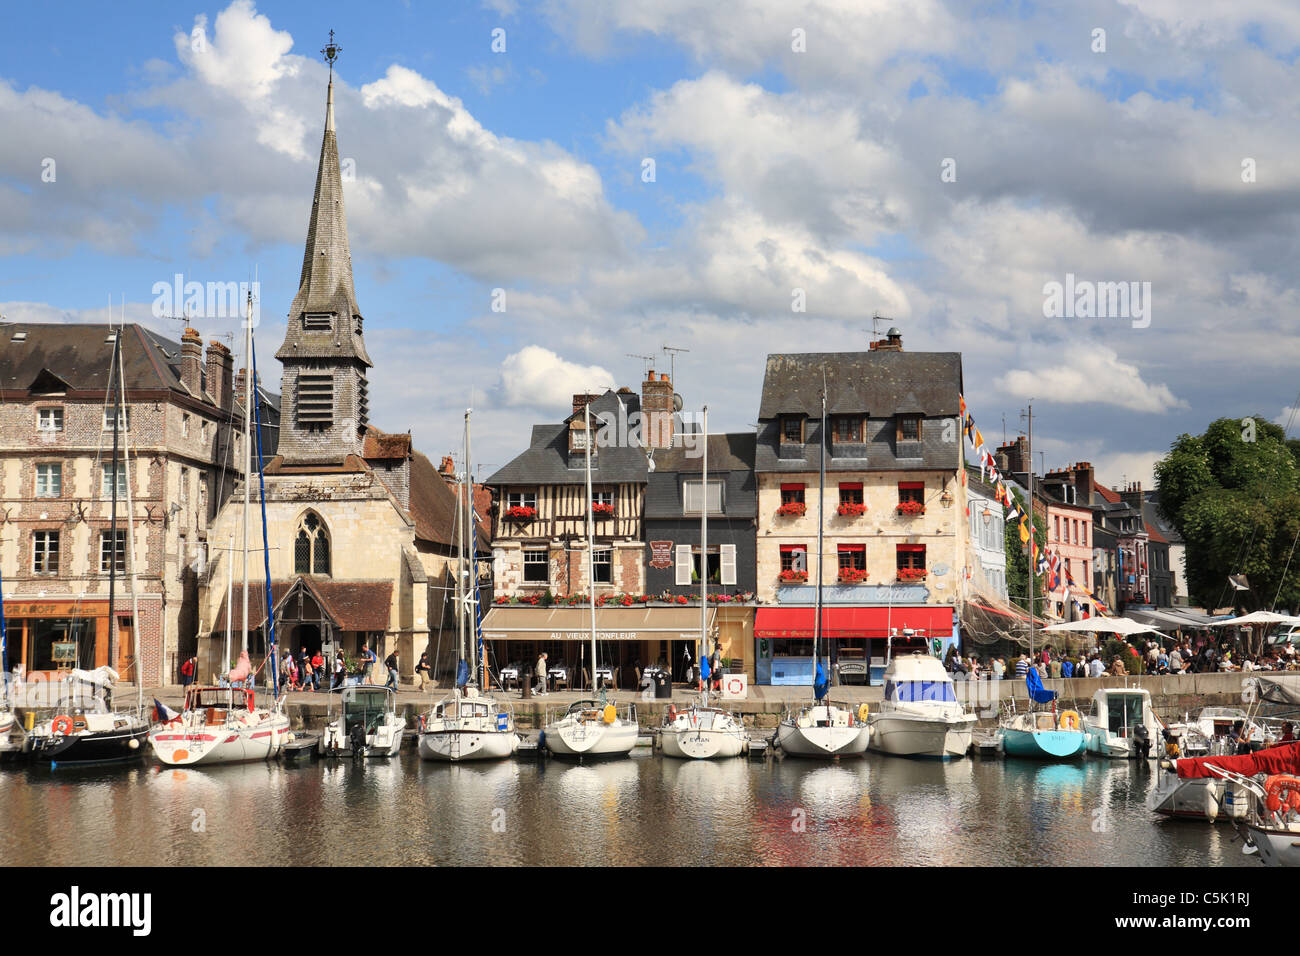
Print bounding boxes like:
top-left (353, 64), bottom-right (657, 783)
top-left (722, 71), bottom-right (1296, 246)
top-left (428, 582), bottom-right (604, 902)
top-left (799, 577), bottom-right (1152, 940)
top-left (776, 501), bottom-right (807, 517)
top-left (675, 595), bottom-right (689, 605)
top-left (837, 502), bottom-right (866, 518)
top-left (838, 568), bottom-right (869, 584)
top-left (779, 569), bottom-right (809, 583)
top-left (896, 501), bottom-right (925, 517)
top-left (504, 505), bottom-right (537, 521)
top-left (897, 567), bottom-right (927, 582)
top-left (592, 502), bottom-right (615, 518)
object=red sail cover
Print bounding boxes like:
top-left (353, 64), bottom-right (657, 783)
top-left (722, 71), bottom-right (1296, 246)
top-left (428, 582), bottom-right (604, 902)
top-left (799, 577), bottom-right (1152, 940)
top-left (1176, 741), bottom-right (1300, 779)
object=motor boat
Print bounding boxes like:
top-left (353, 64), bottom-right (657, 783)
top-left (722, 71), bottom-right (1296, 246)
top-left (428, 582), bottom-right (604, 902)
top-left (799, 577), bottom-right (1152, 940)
top-left (1180, 745), bottom-right (1300, 864)
top-left (1165, 706), bottom-right (1266, 755)
top-left (775, 701), bottom-right (871, 758)
top-left (1083, 686), bottom-right (1161, 759)
top-left (660, 699), bottom-right (748, 759)
top-left (997, 669), bottom-right (1085, 759)
top-left (867, 654), bottom-right (976, 759)
top-left (541, 697), bottom-right (639, 758)
top-left (0, 706), bottom-right (20, 759)
top-left (1150, 740), bottom-right (1300, 823)
top-left (320, 684), bottom-right (406, 758)
top-left (24, 667), bottom-right (149, 765)
top-left (149, 682), bottom-right (291, 766)
top-left (418, 688), bottom-right (518, 762)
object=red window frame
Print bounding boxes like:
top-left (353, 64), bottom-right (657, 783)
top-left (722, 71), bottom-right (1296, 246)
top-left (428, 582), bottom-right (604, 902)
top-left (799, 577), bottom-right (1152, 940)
top-left (838, 481), bottom-right (863, 505)
top-left (897, 481), bottom-right (924, 505)
top-left (896, 543), bottom-right (926, 571)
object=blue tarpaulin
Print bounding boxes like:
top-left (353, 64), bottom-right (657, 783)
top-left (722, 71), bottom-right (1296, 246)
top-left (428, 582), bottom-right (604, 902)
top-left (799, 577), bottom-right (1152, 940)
top-left (814, 661), bottom-right (828, 700)
top-left (456, 659), bottom-right (469, 688)
top-left (1026, 667), bottom-right (1057, 704)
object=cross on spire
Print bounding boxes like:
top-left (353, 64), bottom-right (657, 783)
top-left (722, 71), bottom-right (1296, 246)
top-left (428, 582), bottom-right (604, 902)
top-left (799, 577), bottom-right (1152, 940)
top-left (321, 29), bottom-right (342, 78)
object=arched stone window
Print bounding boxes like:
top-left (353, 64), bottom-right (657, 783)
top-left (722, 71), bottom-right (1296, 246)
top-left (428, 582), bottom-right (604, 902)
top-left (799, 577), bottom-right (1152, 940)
top-left (294, 512), bottom-right (331, 576)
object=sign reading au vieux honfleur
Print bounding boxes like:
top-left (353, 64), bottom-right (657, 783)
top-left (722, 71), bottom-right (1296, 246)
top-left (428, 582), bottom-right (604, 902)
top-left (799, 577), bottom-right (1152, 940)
top-left (649, 541), bottom-right (674, 569)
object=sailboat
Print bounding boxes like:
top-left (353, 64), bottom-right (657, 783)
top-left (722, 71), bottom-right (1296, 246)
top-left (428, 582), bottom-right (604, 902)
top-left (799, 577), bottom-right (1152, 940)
top-left (774, 380), bottom-right (871, 759)
top-left (419, 408), bottom-right (519, 762)
top-left (660, 407), bottom-right (747, 760)
top-left (997, 669), bottom-right (1085, 759)
top-left (149, 303), bottom-right (290, 766)
top-left (541, 399), bottom-right (639, 759)
top-left (0, 533), bottom-right (18, 759)
top-left (25, 319), bottom-right (150, 765)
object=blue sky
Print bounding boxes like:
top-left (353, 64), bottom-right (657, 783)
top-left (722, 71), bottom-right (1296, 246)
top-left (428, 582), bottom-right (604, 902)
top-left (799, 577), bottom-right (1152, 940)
top-left (5, 0), bottom-right (1300, 486)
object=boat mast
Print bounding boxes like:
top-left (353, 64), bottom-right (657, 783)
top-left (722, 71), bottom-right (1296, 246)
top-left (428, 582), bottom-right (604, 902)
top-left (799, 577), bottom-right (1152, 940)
top-left (585, 400), bottom-right (597, 695)
top-left (814, 371), bottom-right (826, 700)
top-left (700, 406), bottom-right (708, 700)
top-left (116, 311), bottom-right (143, 712)
top-left (241, 302), bottom-right (252, 657)
top-left (1026, 402), bottom-right (1034, 658)
top-left (466, 408), bottom-right (478, 688)
top-left (107, 322), bottom-right (121, 672)
top-left (457, 410), bottom-right (468, 688)
top-left (225, 532), bottom-right (233, 673)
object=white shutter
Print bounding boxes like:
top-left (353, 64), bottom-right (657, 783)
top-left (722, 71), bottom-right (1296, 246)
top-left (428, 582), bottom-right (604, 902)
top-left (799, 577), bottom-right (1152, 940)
top-left (675, 545), bottom-right (692, 585)
top-left (720, 544), bottom-right (737, 585)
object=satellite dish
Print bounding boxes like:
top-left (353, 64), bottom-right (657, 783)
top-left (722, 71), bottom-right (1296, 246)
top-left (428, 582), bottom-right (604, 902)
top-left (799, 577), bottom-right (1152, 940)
top-left (672, 393), bottom-right (683, 412)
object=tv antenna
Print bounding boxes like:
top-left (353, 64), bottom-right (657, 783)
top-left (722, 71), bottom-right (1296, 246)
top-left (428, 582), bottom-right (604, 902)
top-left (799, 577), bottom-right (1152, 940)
top-left (662, 344), bottom-right (690, 385)
top-left (867, 311), bottom-right (896, 340)
top-left (626, 353), bottom-right (655, 380)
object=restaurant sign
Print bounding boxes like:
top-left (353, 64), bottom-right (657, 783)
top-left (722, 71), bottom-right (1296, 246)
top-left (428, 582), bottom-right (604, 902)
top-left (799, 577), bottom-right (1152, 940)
top-left (649, 541), bottom-right (674, 569)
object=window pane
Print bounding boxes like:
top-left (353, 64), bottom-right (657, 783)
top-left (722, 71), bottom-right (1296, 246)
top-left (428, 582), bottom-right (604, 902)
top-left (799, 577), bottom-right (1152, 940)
top-left (313, 535), bottom-right (330, 575)
top-left (295, 531), bottom-right (311, 574)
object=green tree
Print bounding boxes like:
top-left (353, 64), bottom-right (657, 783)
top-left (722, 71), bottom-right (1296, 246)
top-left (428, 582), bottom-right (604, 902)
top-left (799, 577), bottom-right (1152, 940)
top-left (1155, 416), bottom-right (1300, 614)
top-left (1004, 486), bottom-right (1048, 627)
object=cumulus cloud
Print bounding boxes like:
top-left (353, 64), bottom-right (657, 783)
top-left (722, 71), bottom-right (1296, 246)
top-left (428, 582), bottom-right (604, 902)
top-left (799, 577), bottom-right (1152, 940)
top-left (497, 346), bottom-right (616, 409)
top-left (996, 347), bottom-right (1186, 415)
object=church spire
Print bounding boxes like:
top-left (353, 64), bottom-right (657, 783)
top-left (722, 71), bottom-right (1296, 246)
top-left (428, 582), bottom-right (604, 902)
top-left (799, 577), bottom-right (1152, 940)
top-left (277, 30), bottom-right (370, 367)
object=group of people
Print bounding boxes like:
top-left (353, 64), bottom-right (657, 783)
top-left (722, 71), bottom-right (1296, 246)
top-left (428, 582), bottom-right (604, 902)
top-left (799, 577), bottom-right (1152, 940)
top-left (274, 645), bottom-right (401, 693)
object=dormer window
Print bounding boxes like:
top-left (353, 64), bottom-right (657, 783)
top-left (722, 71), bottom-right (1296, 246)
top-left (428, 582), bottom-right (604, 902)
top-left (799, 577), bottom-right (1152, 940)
top-left (303, 313), bottom-right (333, 331)
top-left (897, 414), bottom-right (922, 442)
top-left (832, 415), bottom-right (862, 442)
top-left (781, 416), bottom-right (804, 443)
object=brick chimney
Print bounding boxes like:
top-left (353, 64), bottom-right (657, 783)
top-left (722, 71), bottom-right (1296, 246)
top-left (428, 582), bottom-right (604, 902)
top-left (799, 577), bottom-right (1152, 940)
top-left (180, 328), bottom-right (203, 396)
top-left (234, 368), bottom-right (247, 407)
top-left (869, 327), bottom-right (904, 351)
top-left (996, 436), bottom-right (1029, 476)
top-left (1071, 461), bottom-right (1094, 505)
top-left (1120, 481), bottom-right (1144, 508)
top-left (205, 339), bottom-right (233, 411)
top-left (438, 455), bottom-right (455, 477)
top-left (641, 371), bottom-right (674, 449)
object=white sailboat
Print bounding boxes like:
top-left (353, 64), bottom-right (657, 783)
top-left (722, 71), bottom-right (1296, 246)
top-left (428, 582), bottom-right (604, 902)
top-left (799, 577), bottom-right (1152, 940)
top-left (0, 508), bottom-right (18, 759)
top-left (660, 407), bottom-right (748, 760)
top-left (150, 299), bottom-right (289, 766)
top-left (775, 379), bottom-right (871, 759)
top-left (541, 399), bottom-right (638, 759)
top-left (419, 408), bottom-right (519, 762)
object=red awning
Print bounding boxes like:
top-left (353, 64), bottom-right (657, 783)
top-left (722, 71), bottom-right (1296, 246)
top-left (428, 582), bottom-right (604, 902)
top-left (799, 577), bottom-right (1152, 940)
top-left (755, 606), bottom-right (954, 639)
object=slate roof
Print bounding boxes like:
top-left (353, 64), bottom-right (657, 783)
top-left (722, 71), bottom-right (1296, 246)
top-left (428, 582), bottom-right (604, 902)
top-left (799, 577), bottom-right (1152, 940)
top-left (755, 350), bottom-right (962, 474)
top-left (645, 433), bottom-right (757, 519)
top-left (485, 389), bottom-right (651, 486)
top-left (648, 432), bottom-right (755, 474)
top-left (409, 449), bottom-right (490, 551)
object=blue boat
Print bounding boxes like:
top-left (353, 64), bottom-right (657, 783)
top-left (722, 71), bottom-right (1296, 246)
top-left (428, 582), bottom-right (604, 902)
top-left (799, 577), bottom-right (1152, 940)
top-left (997, 669), bottom-right (1086, 760)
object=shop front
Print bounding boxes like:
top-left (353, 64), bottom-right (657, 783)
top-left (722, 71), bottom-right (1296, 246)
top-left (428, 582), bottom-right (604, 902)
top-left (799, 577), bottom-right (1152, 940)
top-left (481, 604), bottom-right (755, 689)
top-left (1, 597), bottom-right (160, 678)
top-left (754, 605), bottom-right (955, 686)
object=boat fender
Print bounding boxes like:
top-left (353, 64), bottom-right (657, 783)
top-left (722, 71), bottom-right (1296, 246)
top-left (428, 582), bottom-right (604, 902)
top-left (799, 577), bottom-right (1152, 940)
top-left (1263, 775), bottom-right (1300, 816)
top-left (602, 704), bottom-right (617, 724)
top-left (51, 715), bottom-right (74, 735)
top-left (858, 703), bottom-right (870, 724)
top-left (1058, 710), bottom-right (1080, 732)
top-left (667, 705), bottom-right (677, 723)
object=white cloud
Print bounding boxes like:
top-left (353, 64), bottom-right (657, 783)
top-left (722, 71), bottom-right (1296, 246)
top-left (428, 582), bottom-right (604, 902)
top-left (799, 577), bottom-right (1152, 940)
top-left (996, 347), bottom-right (1186, 415)
top-left (498, 346), bottom-right (616, 409)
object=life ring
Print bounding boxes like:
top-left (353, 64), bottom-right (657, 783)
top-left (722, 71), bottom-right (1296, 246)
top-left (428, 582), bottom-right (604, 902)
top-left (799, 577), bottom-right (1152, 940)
top-left (1263, 775), bottom-right (1300, 815)
top-left (602, 704), bottom-right (617, 724)
top-left (51, 715), bottom-right (74, 735)
top-left (858, 703), bottom-right (870, 723)
top-left (1058, 710), bottom-right (1080, 732)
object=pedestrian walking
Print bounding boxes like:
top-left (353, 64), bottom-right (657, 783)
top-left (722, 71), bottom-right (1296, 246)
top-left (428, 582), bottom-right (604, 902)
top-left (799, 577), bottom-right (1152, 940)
top-left (333, 652), bottom-right (346, 690)
top-left (310, 651), bottom-right (324, 691)
top-left (415, 652), bottom-right (432, 692)
top-left (536, 651), bottom-right (549, 695)
top-left (385, 650), bottom-right (399, 692)
top-left (360, 644), bottom-right (377, 683)
top-left (180, 656), bottom-right (196, 688)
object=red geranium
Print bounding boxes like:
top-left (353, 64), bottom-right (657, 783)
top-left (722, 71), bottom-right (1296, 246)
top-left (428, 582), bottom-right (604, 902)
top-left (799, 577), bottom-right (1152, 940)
top-left (776, 501), bottom-right (807, 517)
top-left (675, 595), bottom-right (688, 604)
top-left (837, 502), bottom-right (866, 517)
top-left (779, 569), bottom-right (809, 583)
top-left (505, 505), bottom-right (537, 520)
top-left (897, 567), bottom-right (927, 582)
top-left (592, 502), bottom-right (615, 517)
top-left (838, 568), bottom-right (869, 583)
top-left (896, 501), bottom-right (925, 516)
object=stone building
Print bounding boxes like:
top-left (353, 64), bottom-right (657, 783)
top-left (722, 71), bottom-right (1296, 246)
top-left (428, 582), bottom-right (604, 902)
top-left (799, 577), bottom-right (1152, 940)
top-left (195, 72), bottom-right (474, 683)
top-left (0, 321), bottom-right (269, 684)
top-left (752, 332), bottom-right (967, 686)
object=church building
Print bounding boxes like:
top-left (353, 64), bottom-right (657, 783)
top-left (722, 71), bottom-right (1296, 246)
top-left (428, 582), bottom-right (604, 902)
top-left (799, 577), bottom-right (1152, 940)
top-left (195, 65), bottom-right (476, 683)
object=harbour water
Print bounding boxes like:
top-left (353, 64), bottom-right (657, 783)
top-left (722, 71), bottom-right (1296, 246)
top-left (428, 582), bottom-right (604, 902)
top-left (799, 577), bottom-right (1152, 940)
top-left (0, 753), bottom-right (1249, 867)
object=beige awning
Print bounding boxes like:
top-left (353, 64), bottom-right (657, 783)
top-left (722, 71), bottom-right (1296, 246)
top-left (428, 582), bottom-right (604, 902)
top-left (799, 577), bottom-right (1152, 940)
top-left (481, 606), bottom-right (715, 641)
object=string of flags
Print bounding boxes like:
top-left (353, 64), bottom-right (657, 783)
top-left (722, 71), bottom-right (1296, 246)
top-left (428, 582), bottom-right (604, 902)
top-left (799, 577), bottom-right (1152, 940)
top-left (960, 395), bottom-right (1112, 619)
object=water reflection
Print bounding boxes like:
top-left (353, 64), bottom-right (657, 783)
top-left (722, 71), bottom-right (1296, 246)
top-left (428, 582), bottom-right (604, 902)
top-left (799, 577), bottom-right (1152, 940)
top-left (0, 752), bottom-right (1252, 867)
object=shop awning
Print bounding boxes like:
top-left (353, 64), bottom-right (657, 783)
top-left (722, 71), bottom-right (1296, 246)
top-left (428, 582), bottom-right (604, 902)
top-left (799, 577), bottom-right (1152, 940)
top-left (754, 606), bottom-right (953, 640)
top-left (481, 606), bottom-right (715, 641)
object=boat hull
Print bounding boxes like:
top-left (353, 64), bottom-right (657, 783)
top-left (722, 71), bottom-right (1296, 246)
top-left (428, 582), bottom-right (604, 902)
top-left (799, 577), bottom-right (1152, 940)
top-left (1000, 728), bottom-right (1086, 760)
top-left (1244, 823), bottom-right (1300, 867)
top-left (28, 724), bottom-right (150, 765)
top-left (542, 719), bottom-right (638, 758)
top-left (418, 729), bottom-right (519, 762)
top-left (868, 714), bottom-right (974, 759)
top-left (1147, 774), bottom-right (1250, 821)
top-left (150, 713), bottom-right (291, 766)
top-left (318, 719), bottom-right (405, 757)
top-left (776, 721), bottom-right (870, 758)
top-left (661, 728), bottom-right (747, 759)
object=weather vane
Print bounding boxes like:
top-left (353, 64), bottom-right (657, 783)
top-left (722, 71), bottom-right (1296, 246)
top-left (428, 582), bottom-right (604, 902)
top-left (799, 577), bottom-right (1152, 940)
top-left (321, 30), bottom-right (342, 77)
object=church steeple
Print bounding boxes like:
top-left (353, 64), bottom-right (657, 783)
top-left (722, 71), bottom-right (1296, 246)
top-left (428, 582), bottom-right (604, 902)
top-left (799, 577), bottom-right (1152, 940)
top-left (276, 33), bottom-right (373, 466)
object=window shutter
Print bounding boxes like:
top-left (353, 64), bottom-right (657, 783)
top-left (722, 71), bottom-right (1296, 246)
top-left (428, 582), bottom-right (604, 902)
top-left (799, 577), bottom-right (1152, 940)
top-left (675, 545), bottom-right (692, 585)
top-left (720, 544), bottom-right (737, 585)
